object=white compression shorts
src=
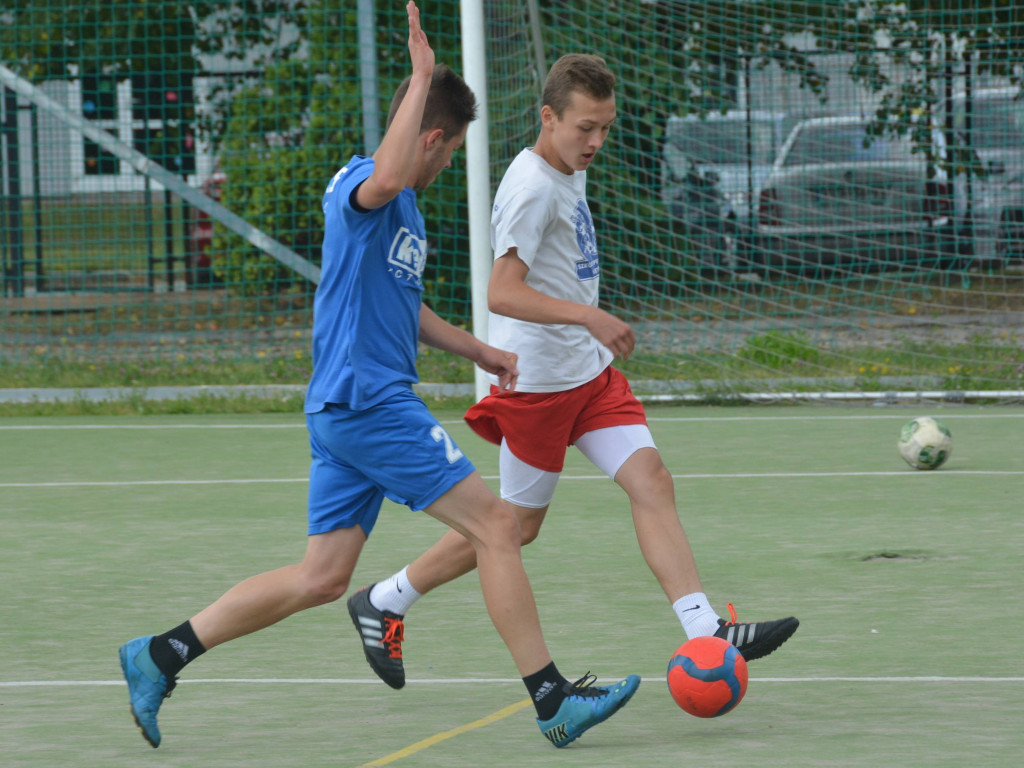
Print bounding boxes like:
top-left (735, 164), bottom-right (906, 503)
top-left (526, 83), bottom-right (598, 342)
top-left (499, 424), bottom-right (657, 508)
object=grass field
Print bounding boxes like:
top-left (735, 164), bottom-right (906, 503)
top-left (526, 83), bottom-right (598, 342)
top-left (1, 404), bottom-right (1022, 767)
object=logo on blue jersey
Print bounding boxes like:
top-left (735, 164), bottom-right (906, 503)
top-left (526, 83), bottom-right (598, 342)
top-left (572, 199), bottom-right (599, 281)
top-left (387, 226), bottom-right (427, 286)
top-left (325, 166), bottom-right (347, 197)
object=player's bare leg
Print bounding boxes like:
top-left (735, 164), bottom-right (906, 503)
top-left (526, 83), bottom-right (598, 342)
top-left (613, 447), bottom-right (704, 601)
top-left (347, 499), bottom-right (547, 689)
top-left (405, 501), bottom-right (547, 593)
top-left (190, 526), bottom-right (367, 649)
top-left (615, 446), bottom-right (799, 660)
top-left (352, 472), bottom-right (640, 746)
top-left (421, 473), bottom-right (552, 675)
top-left (119, 526), bottom-right (367, 747)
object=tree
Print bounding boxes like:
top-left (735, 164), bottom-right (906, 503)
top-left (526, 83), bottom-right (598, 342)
top-left (0, 1), bottom-right (195, 80)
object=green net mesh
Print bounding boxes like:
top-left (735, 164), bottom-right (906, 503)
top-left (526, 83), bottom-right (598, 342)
top-left (2, 1), bottom-right (1023, 398)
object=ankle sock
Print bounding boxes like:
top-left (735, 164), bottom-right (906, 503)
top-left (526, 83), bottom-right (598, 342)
top-left (674, 592), bottom-right (723, 640)
top-left (523, 661), bottom-right (570, 720)
top-left (149, 621), bottom-right (206, 677)
top-left (369, 566), bottom-right (422, 616)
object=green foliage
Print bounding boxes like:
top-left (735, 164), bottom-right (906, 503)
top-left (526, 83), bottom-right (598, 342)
top-left (211, 57), bottom-right (340, 294)
top-left (200, 0), bottom-right (473, 313)
top-left (738, 331), bottom-right (822, 369)
top-left (0, 0), bottom-right (195, 80)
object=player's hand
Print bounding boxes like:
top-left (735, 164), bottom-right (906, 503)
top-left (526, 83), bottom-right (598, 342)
top-left (476, 346), bottom-right (519, 392)
top-left (406, 1), bottom-right (435, 78)
top-left (584, 307), bottom-right (636, 361)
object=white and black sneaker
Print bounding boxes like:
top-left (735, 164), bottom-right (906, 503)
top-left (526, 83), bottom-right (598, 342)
top-left (347, 585), bottom-right (406, 689)
top-left (713, 602), bottom-right (799, 661)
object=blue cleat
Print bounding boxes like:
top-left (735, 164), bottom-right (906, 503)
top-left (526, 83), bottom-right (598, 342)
top-left (537, 673), bottom-right (641, 748)
top-left (118, 636), bottom-right (176, 748)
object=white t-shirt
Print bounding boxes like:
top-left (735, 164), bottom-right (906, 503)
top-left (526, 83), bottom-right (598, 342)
top-left (487, 148), bottom-right (613, 392)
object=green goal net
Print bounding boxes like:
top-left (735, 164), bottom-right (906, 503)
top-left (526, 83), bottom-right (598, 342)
top-left (2, 1), bottom-right (1023, 400)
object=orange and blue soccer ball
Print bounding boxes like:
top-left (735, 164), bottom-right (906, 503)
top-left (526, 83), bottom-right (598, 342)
top-left (667, 636), bottom-right (748, 718)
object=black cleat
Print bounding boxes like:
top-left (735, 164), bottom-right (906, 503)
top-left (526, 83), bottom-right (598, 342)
top-left (347, 585), bottom-right (406, 689)
top-left (713, 602), bottom-right (799, 661)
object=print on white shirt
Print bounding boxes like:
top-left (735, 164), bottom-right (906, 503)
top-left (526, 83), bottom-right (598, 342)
top-left (572, 199), bottom-right (599, 281)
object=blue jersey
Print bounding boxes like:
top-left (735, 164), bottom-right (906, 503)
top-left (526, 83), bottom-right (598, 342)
top-left (305, 156), bottom-right (428, 413)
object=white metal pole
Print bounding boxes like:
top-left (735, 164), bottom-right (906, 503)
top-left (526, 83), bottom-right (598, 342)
top-left (357, 0), bottom-right (381, 154)
top-left (460, 0), bottom-right (492, 402)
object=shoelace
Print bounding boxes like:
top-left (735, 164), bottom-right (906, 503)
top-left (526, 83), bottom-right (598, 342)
top-left (723, 602), bottom-right (740, 625)
top-left (381, 616), bottom-right (405, 659)
top-left (564, 671), bottom-right (610, 699)
top-left (163, 677), bottom-right (178, 700)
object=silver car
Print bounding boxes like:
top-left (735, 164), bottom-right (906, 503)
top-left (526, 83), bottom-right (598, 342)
top-left (750, 116), bottom-right (957, 273)
top-left (993, 172), bottom-right (1024, 261)
top-left (953, 87), bottom-right (1024, 261)
top-left (662, 110), bottom-right (793, 221)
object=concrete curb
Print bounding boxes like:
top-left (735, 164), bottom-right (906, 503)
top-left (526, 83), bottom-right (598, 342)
top-left (0, 383), bottom-right (474, 404)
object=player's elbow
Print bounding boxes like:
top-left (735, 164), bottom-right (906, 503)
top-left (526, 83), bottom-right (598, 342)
top-left (362, 167), bottom-right (407, 206)
top-left (487, 287), bottom-right (517, 317)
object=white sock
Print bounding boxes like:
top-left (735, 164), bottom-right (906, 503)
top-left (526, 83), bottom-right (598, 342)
top-left (673, 592), bottom-right (722, 640)
top-left (369, 566), bottom-right (422, 616)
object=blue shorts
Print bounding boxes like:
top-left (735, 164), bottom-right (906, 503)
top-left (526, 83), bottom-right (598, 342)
top-left (305, 390), bottom-right (476, 537)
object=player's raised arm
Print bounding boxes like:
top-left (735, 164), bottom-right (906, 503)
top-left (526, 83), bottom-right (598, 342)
top-left (356, 1), bottom-right (435, 211)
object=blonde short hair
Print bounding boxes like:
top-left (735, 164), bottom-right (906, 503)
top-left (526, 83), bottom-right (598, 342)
top-left (542, 54), bottom-right (616, 117)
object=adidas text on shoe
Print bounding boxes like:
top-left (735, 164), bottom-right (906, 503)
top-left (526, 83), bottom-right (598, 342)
top-left (537, 673), bottom-right (641, 748)
top-left (118, 636), bottom-right (177, 748)
top-left (347, 585), bottom-right (406, 689)
top-left (714, 602), bottom-right (799, 662)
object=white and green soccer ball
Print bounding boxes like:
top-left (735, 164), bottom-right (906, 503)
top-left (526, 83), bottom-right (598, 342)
top-left (897, 416), bottom-right (952, 470)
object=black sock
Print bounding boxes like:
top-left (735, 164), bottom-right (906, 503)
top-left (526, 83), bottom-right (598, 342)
top-left (523, 661), bottom-right (569, 720)
top-left (149, 621), bottom-right (207, 677)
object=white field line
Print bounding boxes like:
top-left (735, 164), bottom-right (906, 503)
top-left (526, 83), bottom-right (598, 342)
top-left (1, 412), bottom-right (1024, 432)
top-left (1, 469), bottom-right (1022, 489)
top-left (2, 676), bottom-right (1022, 688)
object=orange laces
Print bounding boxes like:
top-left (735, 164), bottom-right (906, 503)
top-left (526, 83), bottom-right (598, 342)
top-left (381, 617), bottom-right (405, 659)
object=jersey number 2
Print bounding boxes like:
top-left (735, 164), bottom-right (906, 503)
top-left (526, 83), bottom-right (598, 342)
top-left (430, 425), bottom-right (464, 464)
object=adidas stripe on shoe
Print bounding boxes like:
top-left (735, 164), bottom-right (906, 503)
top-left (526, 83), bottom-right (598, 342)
top-left (713, 602), bottom-right (799, 662)
top-left (347, 585), bottom-right (406, 689)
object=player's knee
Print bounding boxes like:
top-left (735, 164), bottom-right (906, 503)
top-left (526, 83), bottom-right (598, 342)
top-left (517, 510), bottom-right (545, 545)
top-left (478, 499), bottom-right (523, 550)
top-left (626, 459), bottom-right (674, 502)
top-left (650, 461), bottom-right (674, 493)
top-left (301, 570), bottom-right (352, 606)
top-left (519, 523), bottom-right (540, 546)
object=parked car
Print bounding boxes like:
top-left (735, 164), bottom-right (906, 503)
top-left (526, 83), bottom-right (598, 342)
top-left (661, 110), bottom-right (794, 270)
top-left (952, 87), bottom-right (1024, 261)
top-left (995, 172), bottom-right (1024, 261)
top-left (662, 110), bottom-right (794, 221)
top-left (184, 169), bottom-right (227, 287)
top-left (661, 153), bottom-right (737, 270)
top-left (749, 116), bottom-right (958, 273)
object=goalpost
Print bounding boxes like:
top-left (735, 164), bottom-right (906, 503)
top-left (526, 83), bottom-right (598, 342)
top-left (460, 0), bottom-right (493, 403)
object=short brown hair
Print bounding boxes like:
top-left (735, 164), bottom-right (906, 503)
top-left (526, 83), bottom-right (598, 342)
top-left (542, 54), bottom-right (616, 117)
top-left (385, 64), bottom-right (478, 139)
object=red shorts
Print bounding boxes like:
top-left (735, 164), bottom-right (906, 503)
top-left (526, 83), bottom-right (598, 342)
top-left (463, 367), bottom-right (648, 472)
